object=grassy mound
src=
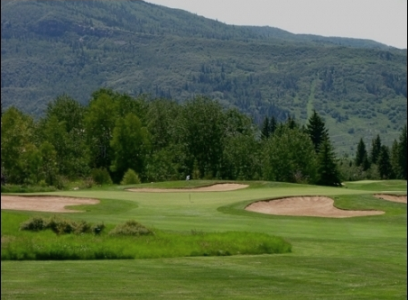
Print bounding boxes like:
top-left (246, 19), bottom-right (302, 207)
top-left (1, 214), bottom-right (291, 260)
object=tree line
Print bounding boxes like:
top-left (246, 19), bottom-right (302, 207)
top-left (1, 88), bottom-right (406, 188)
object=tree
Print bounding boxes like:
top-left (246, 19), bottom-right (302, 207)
top-left (369, 135), bottom-right (382, 164)
top-left (390, 140), bottom-right (400, 179)
top-left (45, 95), bottom-right (86, 133)
top-left (378, 145), bottom-right (392, 179)
top-left (146, 99), bottom-right (180, 151)
top-left (38, 141), bottom-right (58, 186)
top-left (39, 95), bottom-right (90, 179)
top-left (110, 113), bottom-right (150, 182)
top-left (355, 138), bottom-right (370, 170)
top-left (222, 110), bottom-right (260, 180)
top-left (262, 127), bottom-right (317, 183)
top-left (222, 133), bottom-right (261, 181)
top-left (285, 115), bottom-right (299, 130)
top-left (306, 110), bottom-right (329, 153)
top-left (269, 116), bottom-right (277, 136)
top-left (398, 125), bottom-right (407, 180)
top-left (180, 96), bottom-right (226, 178)
top-left (261, 117), bottom-right (270, 139)
top-left (85, 90), bottom-right (118, 170)
top-left (145, 146), bottom-right (183, 182)
top-left (1, 107), bottom-right (36, 183)
top-left (316, 137), bottom-right (341, 186)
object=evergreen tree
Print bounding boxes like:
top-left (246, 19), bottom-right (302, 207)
top-left (269, 116), bottom-right (277, 136)
top-left (261, 117), bottom-right (270, 139)
top-left (378, 145), bottom-right (392, 179)
top-left (369, 134), bottom-right (382, 164)
top-left (390, 140), bottom-right (400, 179)
top-left (286, 115), bottom-right (298, 130)
top-left (398, 125), bottom-right (407, 180)
top-left (355, 138), bottom-right (370, 170)
top-left (316, 136), bottom-right (341, 186)
top-left (306, 110), bottom-right (329, 153)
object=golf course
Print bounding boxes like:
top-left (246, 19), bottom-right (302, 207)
top-left (1, 180), bottom-right (407, 299)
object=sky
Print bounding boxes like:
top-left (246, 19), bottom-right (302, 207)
top-left (147, 0), bottom-right (407, 49)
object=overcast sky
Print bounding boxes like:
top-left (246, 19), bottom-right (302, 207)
top-left (147, 0), bottom-right (407, 49)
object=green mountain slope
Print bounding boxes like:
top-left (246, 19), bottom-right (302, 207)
top-left (1, 0), bottom-right (407, 154)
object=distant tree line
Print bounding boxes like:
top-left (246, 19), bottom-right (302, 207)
top-left (347, 128), bottom-right (407, 181)
top-left (1, 88), bottom-right (406, 188)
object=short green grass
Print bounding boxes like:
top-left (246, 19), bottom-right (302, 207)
top-left (343, 180), bottom-right (407, 192)
top-left (1, 180), bottom-right (407, 299)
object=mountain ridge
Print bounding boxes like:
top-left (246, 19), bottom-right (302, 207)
top-left (1, 0), bottom-right (407, 154)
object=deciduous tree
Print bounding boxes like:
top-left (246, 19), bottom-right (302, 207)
top-left (262, 127), bottom-right (317, 183)
top-left (110, 113), bottom-right (150, 182)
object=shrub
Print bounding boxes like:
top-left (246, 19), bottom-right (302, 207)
top-left (20, 216), bottom-right (105, 235)
top-left (20, 217), bottom-right (47, 231)
top-left (91, 168), bottom-right (113, 185)
top-left (109, 220), bottom-right (154, 237)
top-left (38, 180), bottom-right (47, 187)
top-left (120, 169), bottom-right (141, 185)
top-left (54, 219), bottom-right (76, 235)
top-left (74, 220), bottom-right (92, 234)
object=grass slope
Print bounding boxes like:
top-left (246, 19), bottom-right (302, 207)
top-left (1, 180), bottom-right (407, 299)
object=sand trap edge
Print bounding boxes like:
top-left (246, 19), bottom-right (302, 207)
top-left (1, 195), bottom-right (100, 213)
top-left (245, 196), bottom-right (384, 219)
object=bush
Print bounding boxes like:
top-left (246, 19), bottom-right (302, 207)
top-left (109, 220), bottom-right (154, 237)
top-left (20, 216), bottom-right (105, 235)
top-left (91, 168), bottom-right (113, 185)
top-left (20, 217), bottom-right (48, 231)
top-left (120, 169), bottom-right (141, 185)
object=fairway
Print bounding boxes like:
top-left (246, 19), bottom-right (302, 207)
top-left (1, 181), bottom-right (407, 299)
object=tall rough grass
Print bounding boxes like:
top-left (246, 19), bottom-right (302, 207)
top-left (2, 215), bottom-right (291, 260)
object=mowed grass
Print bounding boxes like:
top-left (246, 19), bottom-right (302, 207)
top-left (1, 180), bottom-right (407, 299)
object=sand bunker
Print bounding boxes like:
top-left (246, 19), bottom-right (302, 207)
top-left (1, 196), bottom-right (99, 213)
top-left (374, 194), bottom-right (407, 204)
top-left (246, 196), bottom-right (384, 218)
top-left (128, 183), bottom-right (249, 193)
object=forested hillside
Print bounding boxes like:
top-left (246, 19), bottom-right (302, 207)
top-left (1, 0), bottom-right (407, 154)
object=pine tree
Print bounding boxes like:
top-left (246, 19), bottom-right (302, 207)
top-left (369, 134), bottom-right (382, 164)
top-left (355, 138), bottom-right (370, 170)
top-left (316, 137), bottom-right (341, 186)
top-left (378, 145), bottom-right (392, 179)
top-left (306, 110), bottom-right (329, 153)
top-left (286, 115), bottom-right (298, 130)
top-left (390, 139), bottom-right (400, 179)
top-left (398, 125), bottom-right (407, 180)
top-left (261, 117), bottom-right (270, 139)
top-left (269, 116), bottom-right (277, 136)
